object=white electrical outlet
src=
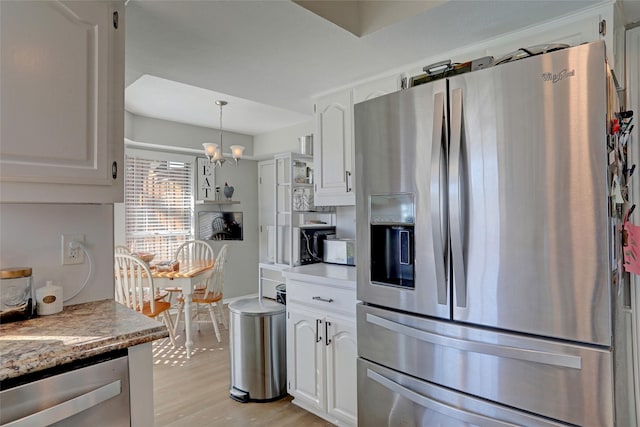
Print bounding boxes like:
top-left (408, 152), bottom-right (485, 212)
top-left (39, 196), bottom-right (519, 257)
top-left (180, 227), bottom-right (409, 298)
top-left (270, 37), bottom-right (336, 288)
top-left (62, 234), bottom-right (85, 265)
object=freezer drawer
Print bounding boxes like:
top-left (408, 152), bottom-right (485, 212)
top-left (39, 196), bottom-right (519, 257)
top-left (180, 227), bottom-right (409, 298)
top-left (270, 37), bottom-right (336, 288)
top-left (357, 304), bottom-right (613, 427)
top-left (358, 358), bottom-right (569, 427)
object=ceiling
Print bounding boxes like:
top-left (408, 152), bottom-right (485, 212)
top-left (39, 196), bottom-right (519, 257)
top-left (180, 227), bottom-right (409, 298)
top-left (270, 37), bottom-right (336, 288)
top-left (125, 0), bottom-right (640, 136)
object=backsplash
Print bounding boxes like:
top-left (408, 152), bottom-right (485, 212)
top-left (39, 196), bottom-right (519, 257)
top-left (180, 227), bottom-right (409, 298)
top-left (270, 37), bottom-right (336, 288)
top-left (0, 204), bottom-right (114, 306)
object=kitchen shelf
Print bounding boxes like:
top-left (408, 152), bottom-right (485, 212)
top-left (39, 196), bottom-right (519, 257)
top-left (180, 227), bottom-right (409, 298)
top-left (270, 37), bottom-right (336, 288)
top-left (272, 152), bottom-right (336, 266)
top-left (196, 200), bottom-right (240, 205)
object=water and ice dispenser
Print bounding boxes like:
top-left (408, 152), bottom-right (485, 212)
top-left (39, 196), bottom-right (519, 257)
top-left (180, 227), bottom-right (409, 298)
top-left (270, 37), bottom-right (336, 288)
top-left (369, 194), bottom-right (415, 289)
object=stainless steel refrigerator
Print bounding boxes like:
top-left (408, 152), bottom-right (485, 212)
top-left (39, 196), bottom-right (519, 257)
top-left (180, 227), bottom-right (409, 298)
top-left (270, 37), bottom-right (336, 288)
top-left (355, 40), bottom-right (636, 426)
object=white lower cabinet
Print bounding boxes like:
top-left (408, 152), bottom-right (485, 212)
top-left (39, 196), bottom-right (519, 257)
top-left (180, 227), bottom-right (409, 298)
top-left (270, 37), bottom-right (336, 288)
top-left (287, 306), bottom-right (325, 409)
top-left (286, 278), bottom-right (357, 426)
top-left (324, 314), bottom-right (357, 425)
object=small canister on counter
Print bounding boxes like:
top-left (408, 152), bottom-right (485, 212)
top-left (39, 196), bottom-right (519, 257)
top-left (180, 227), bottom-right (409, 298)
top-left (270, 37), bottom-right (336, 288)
top-left (0, 267), bottom-right (35, 323)
top-left (36, 280), bottom-right (63, 316)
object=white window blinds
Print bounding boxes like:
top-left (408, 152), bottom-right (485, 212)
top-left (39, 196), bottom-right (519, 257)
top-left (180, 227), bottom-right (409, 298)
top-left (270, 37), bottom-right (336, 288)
top-left (124, 151), bottom-right (194, 261)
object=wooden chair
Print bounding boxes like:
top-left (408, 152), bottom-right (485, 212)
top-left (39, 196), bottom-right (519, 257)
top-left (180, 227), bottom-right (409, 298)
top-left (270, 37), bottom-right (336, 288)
top-left (174, 240), bottom-right (214, 266)
top-left (114, 253), bottom-right (177, 348)
top-left (114, 245), bottom-right (130, 254)
top-left (173, 244), bottom-right (228, 342)
top-left (166, 240), bottom-right (215, 318)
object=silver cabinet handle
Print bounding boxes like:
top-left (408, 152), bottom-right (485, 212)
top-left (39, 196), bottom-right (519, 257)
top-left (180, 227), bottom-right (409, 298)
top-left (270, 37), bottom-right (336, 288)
top-left (312, 296), bottom-right (334, 303)
top-left (325, 321), bottom-right (332, 346)
top-left (366, 313), bottom-right (582, 369)
top-left (431, 91), bottom-right (448, 305)
top-left (366, 369), bottom-right (521, 427)
top-left (449, 88), bottom-right (467, 308)
top-left (315, 318), bottom-right (322, 343)
top-left (2, 380), bottom-right (121, 427)
top-left (345, 170), bottom-right (352, 193)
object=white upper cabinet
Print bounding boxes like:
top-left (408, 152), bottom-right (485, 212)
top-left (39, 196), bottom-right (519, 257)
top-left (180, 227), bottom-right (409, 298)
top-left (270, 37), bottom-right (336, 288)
top-left (314, 89), bottom-right (355, 206)
top-left (314, 75), bottom-right (401, 207)
top-left (0, 0), bottom-right (124, 203)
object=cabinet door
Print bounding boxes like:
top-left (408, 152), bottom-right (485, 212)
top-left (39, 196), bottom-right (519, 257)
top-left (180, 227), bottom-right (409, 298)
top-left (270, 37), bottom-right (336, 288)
top-left (0, 0), bottom-right (124, 203)
top-left (325, 314), bottom-right (357, 426)
top-left (287, 306), bottom-right (324, 410)
top-left (314, 90), bottom-right (355, 206)
top-left (258, 160), bottom-right (276, 263)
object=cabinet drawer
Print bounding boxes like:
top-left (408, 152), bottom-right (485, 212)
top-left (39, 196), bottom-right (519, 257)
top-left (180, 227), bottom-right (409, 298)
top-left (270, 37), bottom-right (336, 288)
top-left (288, 281), bottom-right (356, 315)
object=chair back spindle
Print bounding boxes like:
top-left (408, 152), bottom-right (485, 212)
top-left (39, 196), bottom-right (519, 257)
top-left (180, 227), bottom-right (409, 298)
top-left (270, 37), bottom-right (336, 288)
top-left (174, 240), bottom-right (214, 265)
top-left (114, 253), bottom-right (157, 314)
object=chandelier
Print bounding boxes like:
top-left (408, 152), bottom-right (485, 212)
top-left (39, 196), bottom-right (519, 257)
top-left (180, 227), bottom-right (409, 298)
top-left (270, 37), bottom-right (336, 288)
top-left (203, 100), bottom-right (245, 167)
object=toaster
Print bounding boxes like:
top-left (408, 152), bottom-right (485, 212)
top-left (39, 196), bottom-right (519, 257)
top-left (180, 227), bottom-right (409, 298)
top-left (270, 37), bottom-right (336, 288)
top-left (323, 239), bottom-right (356, 266)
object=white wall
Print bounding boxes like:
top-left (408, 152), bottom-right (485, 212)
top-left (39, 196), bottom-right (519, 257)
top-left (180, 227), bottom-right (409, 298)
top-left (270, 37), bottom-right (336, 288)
top-left (124, 115), bottom-right (258, 300)
top-left (131, 114), bottom-right (254, 156)
top-left (124, 110), bottom-right (134, 139)
top-left (253, 120), bottom-right (313, 160)
top-left (0, 204), bottom-right (115, 305)
top-left (196, 159), bottom-right (258, 300)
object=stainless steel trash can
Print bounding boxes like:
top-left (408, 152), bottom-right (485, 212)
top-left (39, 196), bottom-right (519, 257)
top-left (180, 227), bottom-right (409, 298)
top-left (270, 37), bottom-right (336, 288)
top-left (228, 297), bottom-right (286, 402)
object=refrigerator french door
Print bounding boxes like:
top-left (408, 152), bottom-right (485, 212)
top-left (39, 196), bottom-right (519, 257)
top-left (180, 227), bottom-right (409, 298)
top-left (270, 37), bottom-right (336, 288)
top-left (355, 40), bottom-right (636, 427)
top-left (356, 41), bottom-right (611, 345)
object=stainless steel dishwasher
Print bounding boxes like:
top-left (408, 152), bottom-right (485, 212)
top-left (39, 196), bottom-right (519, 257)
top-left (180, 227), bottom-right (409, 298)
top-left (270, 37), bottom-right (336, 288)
top-left (1, 352), bottom-right (131, 426)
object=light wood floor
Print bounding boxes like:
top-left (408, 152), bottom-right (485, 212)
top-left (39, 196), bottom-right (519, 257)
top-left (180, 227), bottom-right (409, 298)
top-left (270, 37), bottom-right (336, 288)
top-left (152, 312), bottom-right (334, 427)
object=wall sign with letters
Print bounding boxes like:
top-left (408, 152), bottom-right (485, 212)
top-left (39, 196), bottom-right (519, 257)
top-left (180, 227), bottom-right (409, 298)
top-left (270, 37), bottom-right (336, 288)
top-left (197, 157), bottom-right (216, 200)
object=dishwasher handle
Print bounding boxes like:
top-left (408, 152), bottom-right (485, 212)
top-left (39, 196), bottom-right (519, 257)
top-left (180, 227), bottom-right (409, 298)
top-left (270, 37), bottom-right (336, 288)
top-left (2, 380), bottom-right (122, 427)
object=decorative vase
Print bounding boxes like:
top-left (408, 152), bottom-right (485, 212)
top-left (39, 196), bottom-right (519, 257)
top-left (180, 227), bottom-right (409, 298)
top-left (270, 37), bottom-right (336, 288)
top-left (224, 182), bottom-right (234, 200)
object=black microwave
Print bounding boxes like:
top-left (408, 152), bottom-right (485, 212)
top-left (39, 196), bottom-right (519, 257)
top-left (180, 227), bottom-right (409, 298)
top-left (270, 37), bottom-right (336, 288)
top-left (295, 226), bottom-right (336, 265)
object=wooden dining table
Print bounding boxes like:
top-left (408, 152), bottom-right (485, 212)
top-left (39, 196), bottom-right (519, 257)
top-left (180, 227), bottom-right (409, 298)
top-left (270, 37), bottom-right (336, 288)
top-left (151, 259), bottom-right (214, 358)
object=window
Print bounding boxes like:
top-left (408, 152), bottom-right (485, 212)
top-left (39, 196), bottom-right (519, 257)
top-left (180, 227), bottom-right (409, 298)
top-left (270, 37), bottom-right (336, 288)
top-left (124, 149), bottom-right (194, 260)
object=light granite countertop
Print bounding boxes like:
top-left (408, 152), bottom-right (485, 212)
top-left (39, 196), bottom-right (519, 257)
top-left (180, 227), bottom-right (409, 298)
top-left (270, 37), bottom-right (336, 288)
top-left (0, 299), bottom-right (169, 381)
top-left (282, 263), bottom-right (356, 288)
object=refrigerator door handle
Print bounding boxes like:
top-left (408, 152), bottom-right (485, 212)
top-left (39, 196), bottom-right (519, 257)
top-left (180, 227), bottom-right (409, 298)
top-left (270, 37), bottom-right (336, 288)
top-left (431, 91), bottom-right (448, 305)
top-left (366, 313), bottom-right (582, 369)
top-left (366, 369), bottom-right (521, 427)
top-left (449, 87), bottom-right (467, 307)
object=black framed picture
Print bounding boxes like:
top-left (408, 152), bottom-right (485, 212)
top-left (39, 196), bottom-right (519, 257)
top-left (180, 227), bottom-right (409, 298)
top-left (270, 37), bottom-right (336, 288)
top-left (198, 211), bottom-right (243, 241)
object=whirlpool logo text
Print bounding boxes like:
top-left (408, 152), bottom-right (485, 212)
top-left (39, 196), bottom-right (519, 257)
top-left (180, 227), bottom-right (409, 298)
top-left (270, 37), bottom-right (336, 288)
top-left (541, 69), bottom-right (576, 83)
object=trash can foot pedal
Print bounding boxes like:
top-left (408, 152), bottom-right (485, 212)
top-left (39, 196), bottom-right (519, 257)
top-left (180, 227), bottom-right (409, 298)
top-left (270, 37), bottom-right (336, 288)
top-left (230, 387), bottom-right (250, 403)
